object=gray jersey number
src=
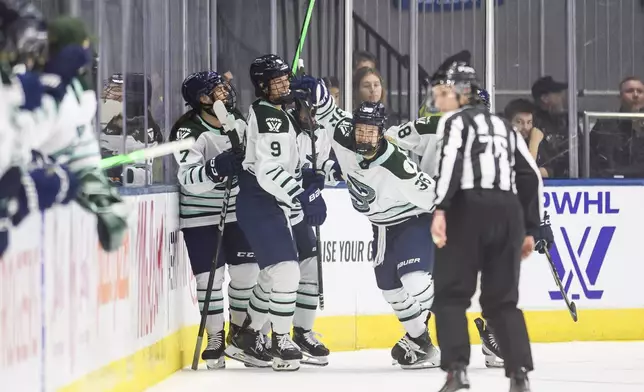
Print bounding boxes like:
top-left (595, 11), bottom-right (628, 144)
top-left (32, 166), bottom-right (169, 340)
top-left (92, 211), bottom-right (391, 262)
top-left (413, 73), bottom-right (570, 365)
top-left (346, 174), bottom-right (376, 213)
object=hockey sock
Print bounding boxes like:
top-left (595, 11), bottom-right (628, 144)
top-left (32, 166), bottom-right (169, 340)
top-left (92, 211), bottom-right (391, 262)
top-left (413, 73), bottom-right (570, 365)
top-left (293, 256), bottom-right (318, 331)
top-left (227, 263), bottom-right (260, 327)
top-left (260, 320), bottom-right (271, 335)
top-left (247, 269), bottom-right (272, 331)
top-left (400, 271), bottom-right (435, 322)
top-left (195, 270), bottom-right (225, 335)
top-left (267, 261), bottom-right (300, 334)
top-left (382, 286), bottom-right (426, 338)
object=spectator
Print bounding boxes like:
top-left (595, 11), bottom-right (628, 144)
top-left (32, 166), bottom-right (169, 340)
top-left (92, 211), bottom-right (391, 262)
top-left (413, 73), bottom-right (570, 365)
top-left (504, 99), bottom-right (554, 178)
top-left (531, 76), bottom-right (571, 177)
top-left (590, 76), bottom-right (644, 178)
top-left (323, 76), bottom-right (341, 106)
top-left (353, 50), bottom-right (378, 71)
top-left (353, 67), bottom-right (385, 107)
top-left (100, 72), bottom-right (163, 184)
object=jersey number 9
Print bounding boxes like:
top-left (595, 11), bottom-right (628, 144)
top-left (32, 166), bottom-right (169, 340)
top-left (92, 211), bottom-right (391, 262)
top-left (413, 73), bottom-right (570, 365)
top-left (270, 141), bottom-right (281, 157)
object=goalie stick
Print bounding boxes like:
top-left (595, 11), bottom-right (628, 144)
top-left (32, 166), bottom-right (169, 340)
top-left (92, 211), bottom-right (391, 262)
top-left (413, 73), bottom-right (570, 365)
top-left (542, 243), bottom-right (578, 322)
top-left (191, 100), bottom-right (243, 370)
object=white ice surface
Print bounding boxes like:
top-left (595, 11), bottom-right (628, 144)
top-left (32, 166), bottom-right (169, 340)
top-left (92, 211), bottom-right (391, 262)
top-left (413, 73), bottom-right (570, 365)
top-left (147, 342), bottom-right (644, 391)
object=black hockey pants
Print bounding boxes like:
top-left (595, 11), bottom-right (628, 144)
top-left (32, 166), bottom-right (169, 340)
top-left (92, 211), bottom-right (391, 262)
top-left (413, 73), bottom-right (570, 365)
top-left (432, 190), bottom-right (534, 377)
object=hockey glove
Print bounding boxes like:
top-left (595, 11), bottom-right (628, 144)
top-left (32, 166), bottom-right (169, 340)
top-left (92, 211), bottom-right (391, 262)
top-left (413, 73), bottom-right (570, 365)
top-left (205, 149), bottom-right (243, 182)
top-left (296, 185), bottom-right (327, 226)
top-left (12, 164), bottom-right (79, 226)
top-left (15, 71), bottom-right (44, 110)
top-left (328, 160), bottom-right (343, 182)
top-left (533, 211), bottom-right (555, 254)
top-left (290, 75), bottom-right (330, 108)
top-left (302, 168), bottom-right (325, 190)
top-left (75, 169), bottom-right (130, 252)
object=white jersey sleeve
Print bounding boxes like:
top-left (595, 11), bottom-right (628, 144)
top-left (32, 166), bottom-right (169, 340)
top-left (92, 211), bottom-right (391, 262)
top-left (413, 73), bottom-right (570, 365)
top-left (37, 79), bottom-right (102, 173)
top-left (314, 95), bottom-right (353, 138)
top-left (243, 100), bottom-right (303, 205)
top-left (385, 115), bottom-right (442, 174)
top-left (378, 146), bottom-right (436, 212)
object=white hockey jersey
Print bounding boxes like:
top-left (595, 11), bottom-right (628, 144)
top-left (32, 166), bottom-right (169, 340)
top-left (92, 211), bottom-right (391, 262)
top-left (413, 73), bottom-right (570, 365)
top-left (170, 111), bottom-right (246, 229)
top-left (290, 123), bottom-right (338, 225)
top-left (243, 99), bottom-right (305, 209)
top-left (315, 98), bottom-right (435, 226)
top-left (34, 79), bottom-right (101, 172)
top-left (384, 114), bottom-right (442, 176)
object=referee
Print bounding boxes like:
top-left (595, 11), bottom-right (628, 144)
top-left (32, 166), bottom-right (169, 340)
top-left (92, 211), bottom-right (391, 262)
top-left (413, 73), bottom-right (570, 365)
top-left (428, 52), bottom-right (543, 392)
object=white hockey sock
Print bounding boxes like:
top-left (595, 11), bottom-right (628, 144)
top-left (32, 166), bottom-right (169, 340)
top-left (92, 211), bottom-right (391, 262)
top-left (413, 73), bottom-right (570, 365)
top-left (293, 256), bottom-right (318, 331)
top-left (195, 270), bottom-right (225, 335)
top-left (247, 270), bottom-right (272, 331)
top-left (227, 263), bottom-right (260, 327)
top-left (267, 261), bottom-right (300, 334)
top-left (260, 320), bottom-right (271, 335)
top-left (401, 271), bottom-right (435, 322)
top-left (382, 286), bottom-right (426, 338)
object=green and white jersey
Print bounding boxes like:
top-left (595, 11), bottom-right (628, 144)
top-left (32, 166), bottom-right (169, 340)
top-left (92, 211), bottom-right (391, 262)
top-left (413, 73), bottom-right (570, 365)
top-left (385, 114), bottom-right (441, 175)
top-left (315, 97), bottom-right (435, 226)
top-left (169, 110), bottom-right (246, 229)
top-left (35, 78), bottom-right (102, 173)
top-left (243, 99), bottom-right (305, 209)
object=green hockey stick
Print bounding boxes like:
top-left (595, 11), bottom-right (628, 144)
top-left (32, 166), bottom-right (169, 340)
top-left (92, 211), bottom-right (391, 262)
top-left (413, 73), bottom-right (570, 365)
top-left (100, 138), bottom-right (195, 170)
top-left (291, 0), bottom-right (316, 76)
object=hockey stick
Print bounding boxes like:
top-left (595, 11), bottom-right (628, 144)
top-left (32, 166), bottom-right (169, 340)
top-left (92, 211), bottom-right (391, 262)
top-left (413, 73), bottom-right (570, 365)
top-left (291, 0), bottom-right (316, 77)
top-left (289, 1), bottom-right (324, 309)
top-left (191, 100), bottom-right (242, 370)
top-left (99, 138), bottom-right (195, 170)
top-left (542, 244), bottom-right (578, 322)
top-left (293, 59), bottom-right (325, 310)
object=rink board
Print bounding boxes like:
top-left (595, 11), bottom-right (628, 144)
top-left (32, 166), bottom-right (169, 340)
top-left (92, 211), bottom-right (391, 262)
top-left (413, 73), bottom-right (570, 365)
top-left (1, 181), bottom-right (643, 391)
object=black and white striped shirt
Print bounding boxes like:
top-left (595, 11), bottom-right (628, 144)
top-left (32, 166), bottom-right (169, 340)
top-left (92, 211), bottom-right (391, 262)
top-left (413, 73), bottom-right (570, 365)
top-left (433, 106), bottom-right (544, 232)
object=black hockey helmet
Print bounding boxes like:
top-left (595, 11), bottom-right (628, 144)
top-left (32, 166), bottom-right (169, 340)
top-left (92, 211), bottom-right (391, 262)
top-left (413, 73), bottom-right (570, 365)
top-left (181, 70), bottom-right (237, 114)
top-left (0, 0), bottom-right (48, 70)
top-left (430, 50), bottom-right (480, 105)
top-left (353, 101), bottom-right (387, 156)
top-left (249, 54), bottom-right (293, 104)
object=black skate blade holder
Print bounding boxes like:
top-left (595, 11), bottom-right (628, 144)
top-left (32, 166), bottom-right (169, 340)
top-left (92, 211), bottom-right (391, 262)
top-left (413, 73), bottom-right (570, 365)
top-left (542, 244), bottom-right (578, 322)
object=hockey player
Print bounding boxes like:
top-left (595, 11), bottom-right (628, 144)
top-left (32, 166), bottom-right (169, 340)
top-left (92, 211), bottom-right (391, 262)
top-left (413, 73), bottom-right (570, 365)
top-left (169, 70), bottom-right (259, 369)
top-left (288, 98), bottom-right (337, 366)
top-left (292, 74), bottom-right (441, 368)
top-left (0, 11), bottom-right (107, 254)
top-left (224, 54), bottom-right (327, 372)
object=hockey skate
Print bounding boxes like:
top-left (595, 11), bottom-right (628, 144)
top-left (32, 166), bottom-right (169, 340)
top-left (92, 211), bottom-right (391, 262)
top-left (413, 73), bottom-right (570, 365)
top-left (391, 331), bottom-right (440, 369)
top-left (474, 317), bottom-right (504, 368)
top-left (224, 325), bottom-right (272, 368)
top-left (438, 363), bottom-right (470, 392)
top-left (509, 369), bottom-right (531, 392)
top-left (226, 323), bottom-right (239, 346)
top-left (202, 330), bottom-right (225, 369)
top-left (271, 332), bottom-right (303, 371)
top-left (292, 327), bottom-right (330, 366)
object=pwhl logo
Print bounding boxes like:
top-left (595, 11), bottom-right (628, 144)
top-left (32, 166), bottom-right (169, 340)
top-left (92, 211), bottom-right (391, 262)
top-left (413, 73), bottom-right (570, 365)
top-left (548, 226), bottom-right (615, 301)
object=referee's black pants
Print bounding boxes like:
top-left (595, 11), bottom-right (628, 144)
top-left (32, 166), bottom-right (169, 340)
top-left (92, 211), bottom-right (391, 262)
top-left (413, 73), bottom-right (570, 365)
top-left (432, 190), bottom-right (533, 377)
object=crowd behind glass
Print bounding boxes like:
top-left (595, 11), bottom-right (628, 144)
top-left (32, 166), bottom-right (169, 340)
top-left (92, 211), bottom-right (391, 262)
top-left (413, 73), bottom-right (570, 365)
top-left (53, 0), bottom-right (643, 186)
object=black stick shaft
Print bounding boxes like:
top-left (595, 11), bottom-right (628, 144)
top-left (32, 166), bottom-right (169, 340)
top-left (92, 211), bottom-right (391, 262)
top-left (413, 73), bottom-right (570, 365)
top-left (308, 127), bottom-right (325, 310)
top-left (191, 176), bottom-right (233, 370)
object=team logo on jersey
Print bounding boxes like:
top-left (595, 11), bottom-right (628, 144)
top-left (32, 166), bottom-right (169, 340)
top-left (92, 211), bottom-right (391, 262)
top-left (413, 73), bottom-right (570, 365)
top-left (177, 127), bottom-right (191, 139)
top-left (338, 120), bottom-right (352, 137)
top-left (266, 118), bottom-right (282, 132)
top-left (403, 160), bottom-right (417, 175)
